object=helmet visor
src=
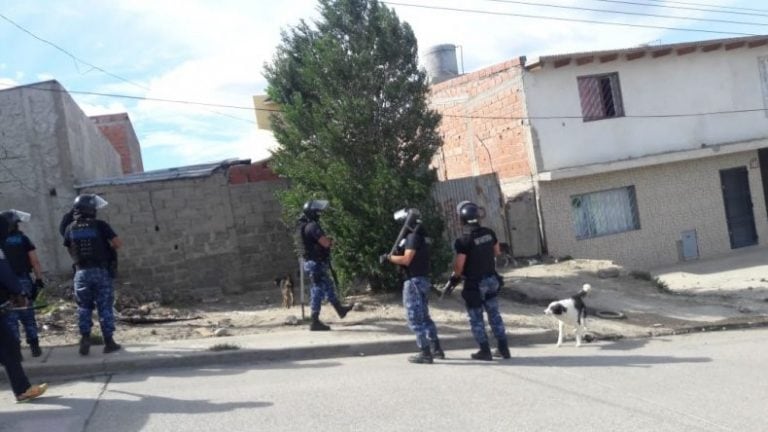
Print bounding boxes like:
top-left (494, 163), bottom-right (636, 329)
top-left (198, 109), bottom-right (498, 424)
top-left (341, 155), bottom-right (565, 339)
top-left (9, 209), bottom-right (31, 222)
top-left (309, 199), bottom-right (329, 211)
top-left (94, 195), bottom-right (109, 209)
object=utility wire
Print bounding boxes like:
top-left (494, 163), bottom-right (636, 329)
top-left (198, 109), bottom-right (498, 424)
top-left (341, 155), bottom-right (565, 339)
top-left (592, 0), bottom-right (768, 18)
top-left (381, 1), bottom-right (759, 36)
top-left (638, 0), bottom-right (768, 14)
top-left (0, 11), bottom-right (259, 125)
top-left (479, 0), bottom-right (768, 27)
top-left (4, 82), bottom-right (766, 120)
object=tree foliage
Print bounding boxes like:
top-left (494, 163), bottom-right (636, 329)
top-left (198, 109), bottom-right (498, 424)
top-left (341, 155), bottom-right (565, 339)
top-left (265, 0), bottom-right (448, 292)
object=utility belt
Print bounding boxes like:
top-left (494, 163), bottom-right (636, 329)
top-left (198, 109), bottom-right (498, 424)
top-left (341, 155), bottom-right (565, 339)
top-left (463, 273), bottom-right (499, 290)
top-left (75, 262), bottom-right (108, 271)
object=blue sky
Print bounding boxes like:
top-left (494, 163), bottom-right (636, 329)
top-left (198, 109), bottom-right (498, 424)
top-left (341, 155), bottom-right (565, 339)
top-left (0, 0), bottom-right (764, 171)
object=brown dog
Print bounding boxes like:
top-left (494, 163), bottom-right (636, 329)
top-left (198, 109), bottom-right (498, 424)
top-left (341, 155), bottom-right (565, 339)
top-left (275, 275), bottom-right (295, 308)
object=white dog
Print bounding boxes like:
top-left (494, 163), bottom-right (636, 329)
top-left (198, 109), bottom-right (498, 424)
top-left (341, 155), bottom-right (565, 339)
top-left (544, 284), bottom-right (591, 347)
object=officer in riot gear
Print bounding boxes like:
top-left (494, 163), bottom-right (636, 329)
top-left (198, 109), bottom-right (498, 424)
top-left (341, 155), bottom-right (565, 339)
top-left (0, 210), bottom-right (45, 357)
top-left (381, 208), bottom-right (444, 364)
top-left (297, 200), bottom-right (353, 331)
top-left (450, 200), bottom-right (510, 361)
top-left (63, 194), bottom-right (123, 355)
top-left (0, 214), bottom-right (48, 402)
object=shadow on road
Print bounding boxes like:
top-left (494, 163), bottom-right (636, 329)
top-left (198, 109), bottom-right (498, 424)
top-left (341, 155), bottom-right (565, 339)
top-left (437, 353), bottom-right (710, 368)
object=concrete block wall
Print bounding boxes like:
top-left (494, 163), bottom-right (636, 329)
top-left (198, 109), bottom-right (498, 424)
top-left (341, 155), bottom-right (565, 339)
top-left (539, 151), bottom-right (768, 270)
top-left (80, 166), bottom-right (294, 302)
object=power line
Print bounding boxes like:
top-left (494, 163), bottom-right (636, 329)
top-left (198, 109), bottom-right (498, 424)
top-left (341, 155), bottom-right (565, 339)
top-left (6, 82), bottom-right (766, 121)
top-left (0, 11), bottom-right (259, 125)
top-left (441, 108), bottom-right (768, 120)
top-left (478, 0), bottom-right (768, 27)
top-left (641, 0), bottom-right (768, 14)
top-left (592, 0), bottom-right (768, 18)
top-left (0, 83), bottom-right (279, 115)
top-left (381, 1), bottom-right (759, 36)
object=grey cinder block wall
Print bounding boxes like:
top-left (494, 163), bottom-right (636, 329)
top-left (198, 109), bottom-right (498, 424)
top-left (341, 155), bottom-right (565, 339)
top-left (80, 167), bottom-right (296, 303)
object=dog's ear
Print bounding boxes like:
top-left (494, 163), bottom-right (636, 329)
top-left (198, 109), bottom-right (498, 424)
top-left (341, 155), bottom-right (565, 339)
top-left (274, 277), bottom-right (281, 286)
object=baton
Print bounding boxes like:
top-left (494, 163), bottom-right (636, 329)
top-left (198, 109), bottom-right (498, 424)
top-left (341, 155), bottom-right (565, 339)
top-left (0, 302), bottom-right (49, 312)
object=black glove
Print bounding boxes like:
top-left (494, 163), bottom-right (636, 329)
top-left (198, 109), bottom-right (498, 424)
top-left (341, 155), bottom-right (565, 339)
top-left (449, 274), bottom-right (462, 286)
top-left (31, 278), bottom-right (44, 301)
top-left (379, 253), bottom-right (390, 265)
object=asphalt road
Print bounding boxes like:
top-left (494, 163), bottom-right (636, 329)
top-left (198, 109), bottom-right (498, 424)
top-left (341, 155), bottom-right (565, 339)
top-left (2, 328), bottom-right (767, 431)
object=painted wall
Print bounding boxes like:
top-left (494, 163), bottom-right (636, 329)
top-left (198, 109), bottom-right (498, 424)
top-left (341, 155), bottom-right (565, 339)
top-left (524, 44), bottom-right (768, 172)
top-left (539, 151), bottom-right (768, 270)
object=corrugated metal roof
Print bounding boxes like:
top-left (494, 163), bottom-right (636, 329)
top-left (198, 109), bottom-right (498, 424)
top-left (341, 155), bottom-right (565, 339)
top-left (76, 158), bottom-right (252, 188)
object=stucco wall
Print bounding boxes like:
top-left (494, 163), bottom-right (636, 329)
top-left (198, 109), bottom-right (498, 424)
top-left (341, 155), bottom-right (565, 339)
top-left (539, 151), bottom-right (768, 270)
top-left (524, 44), bottom-right (768, 172)
top-left (0, 81), bottom-right (123, 273)
top-left (81, 171), bottom-right (295, 302)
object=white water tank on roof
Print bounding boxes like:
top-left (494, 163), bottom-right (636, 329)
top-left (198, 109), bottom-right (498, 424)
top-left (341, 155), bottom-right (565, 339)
top-left (423, 44), bottom-right (458, 84)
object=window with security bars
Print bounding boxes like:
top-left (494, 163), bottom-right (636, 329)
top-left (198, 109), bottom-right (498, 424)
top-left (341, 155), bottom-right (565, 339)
top-left (571, 186), bottom-right (640, 240)
top-left (577, 72), bottom-right (624, 121)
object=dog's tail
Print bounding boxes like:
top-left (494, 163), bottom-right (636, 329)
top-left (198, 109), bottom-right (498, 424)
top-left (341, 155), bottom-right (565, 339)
top-left (575, 283), bottom-right (592, 299)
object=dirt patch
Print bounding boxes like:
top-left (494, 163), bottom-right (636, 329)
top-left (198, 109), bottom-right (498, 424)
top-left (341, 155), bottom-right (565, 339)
top-left (28, 257), bottom-right (765, 350)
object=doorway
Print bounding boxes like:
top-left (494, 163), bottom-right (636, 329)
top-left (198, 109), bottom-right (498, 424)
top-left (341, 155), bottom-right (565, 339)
top-left (720, 166), bottom-right (758, 249)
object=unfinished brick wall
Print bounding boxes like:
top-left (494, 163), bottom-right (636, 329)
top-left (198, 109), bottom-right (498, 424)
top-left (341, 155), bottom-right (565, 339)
top-left (80, 163), bottom-right (294, 303)
top-left (430, 58), bottom-right (532, 183)
top-left (91, 113), bottom-right (144, 174)
top-left (429, 58), bottom-right (542, 256)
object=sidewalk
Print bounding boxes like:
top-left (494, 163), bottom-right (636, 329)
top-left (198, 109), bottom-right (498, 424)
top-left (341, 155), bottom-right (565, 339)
top-left (4, 251), bottom-right (768, 385)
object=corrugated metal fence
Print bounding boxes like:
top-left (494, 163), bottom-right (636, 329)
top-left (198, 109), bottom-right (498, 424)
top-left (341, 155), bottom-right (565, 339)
top-left (432, 173), bottom-right (510, 245)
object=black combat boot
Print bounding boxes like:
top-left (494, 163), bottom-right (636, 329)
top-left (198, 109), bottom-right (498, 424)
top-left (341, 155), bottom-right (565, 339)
top-left (494, 338), bottom-right (511, 359)
top-left (79, 334), bottom-right (91, 356)
top-left (471, 342), bottom-right (493, 361)
top-left (408, 346), bottom-right (434, 364)
top-left (331, 301), bottom-right (353, 319)
top-left (309, 313), bottom-right (330, 331)
top-left (431, 339), bottom-right (445, 360)
top-left (30, 339), bottom-right (42, 358)
top-left (103, 336), bottom-right (122, 354)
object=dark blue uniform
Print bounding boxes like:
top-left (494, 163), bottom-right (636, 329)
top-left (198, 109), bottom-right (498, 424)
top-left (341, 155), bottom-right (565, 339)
top-left (2, 231), bottom-right (40, 346)
top-left (400, 232), bottom-right (440, 352)
top-left (300, 221), bottom-right (340, 314)
top-left (64, 217), bottom-right (118, 339)
top-left (454, 226), bottom-right (508, 348)
top-left (0, 250), bottom-right (33, 397)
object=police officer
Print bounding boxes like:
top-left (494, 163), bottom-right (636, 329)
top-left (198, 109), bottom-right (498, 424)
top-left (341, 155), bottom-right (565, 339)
top-left (297, 200), bottom-right (353, 331)
top-left (0, 210), bottom-right (45, 358)
top-left (63, 194), bottom-right (122, 355)
top-left (0, 214), bottom-right (47, 402)
top-left (450, 201), bottom-right (510, 361)
top-left (382, 209), bottom-right (444, 364)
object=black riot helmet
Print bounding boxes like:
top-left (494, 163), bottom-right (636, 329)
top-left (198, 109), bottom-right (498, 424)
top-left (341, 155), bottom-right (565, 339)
top-left (73, 194), bottom-right (108, 219)
top-left (0, 209), bottom-right (30, 232)
top-left (456, 200), bottom-right (481, 225)
top-left (302, 199), bottom-right (329, 222)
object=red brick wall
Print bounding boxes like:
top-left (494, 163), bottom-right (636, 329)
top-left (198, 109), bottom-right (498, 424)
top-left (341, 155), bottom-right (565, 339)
top-left (227, 161), bottom-right (280, 184)
top-left (430, 58), bottom-right (531, 182)
top-left (91, 113), bottom-right (144, 174)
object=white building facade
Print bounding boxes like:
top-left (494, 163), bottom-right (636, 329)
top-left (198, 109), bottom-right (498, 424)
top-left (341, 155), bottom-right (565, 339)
top-left (521, 36), bottom-right (768, 270)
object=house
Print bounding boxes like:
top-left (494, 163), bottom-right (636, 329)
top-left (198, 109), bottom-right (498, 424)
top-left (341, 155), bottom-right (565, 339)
top-left (429, 35), bottom-right (768, 270)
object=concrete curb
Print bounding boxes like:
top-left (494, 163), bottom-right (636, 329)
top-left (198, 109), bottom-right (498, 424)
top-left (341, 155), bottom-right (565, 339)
top-left (7, 330), bottom-right (556, 383)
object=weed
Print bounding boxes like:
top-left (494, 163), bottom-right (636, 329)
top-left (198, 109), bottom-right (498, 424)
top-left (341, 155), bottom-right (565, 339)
top-left (208, 343), bottom-right (240, 352)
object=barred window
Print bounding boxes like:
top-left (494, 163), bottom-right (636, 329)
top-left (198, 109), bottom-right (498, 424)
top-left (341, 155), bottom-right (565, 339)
top-left (571, 186), bottom-right (640, 240)
top-left (577, 73), bottom-right (624, 121)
